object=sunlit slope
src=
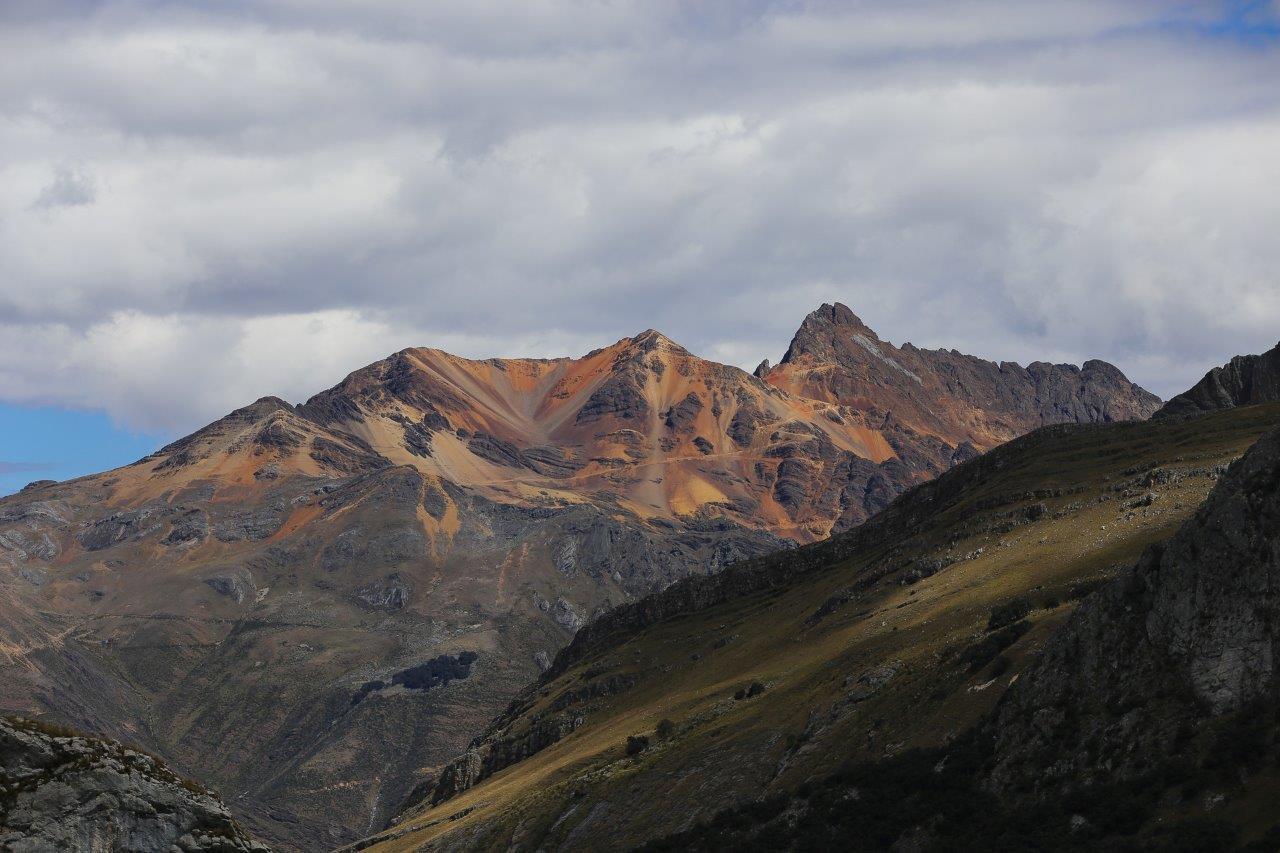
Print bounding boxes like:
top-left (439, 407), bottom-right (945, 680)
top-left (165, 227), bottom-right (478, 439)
top-left (361, 403), bottom-right (1280, 852)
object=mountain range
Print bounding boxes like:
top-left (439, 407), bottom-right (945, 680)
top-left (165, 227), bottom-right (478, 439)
top-left (0, 304), bottom-right (1167, 849)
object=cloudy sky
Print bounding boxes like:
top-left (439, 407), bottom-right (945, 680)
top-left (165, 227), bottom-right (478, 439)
top-left (2, 1), bottom-right (1280, 491)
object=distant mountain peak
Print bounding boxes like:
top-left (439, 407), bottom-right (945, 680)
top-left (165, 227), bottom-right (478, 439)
top-left (780, 302), bottom-right (878, 365)
top-left (622, 328), bottom-right (688, 357)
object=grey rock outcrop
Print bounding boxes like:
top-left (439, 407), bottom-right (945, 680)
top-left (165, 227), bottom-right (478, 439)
top-left (0, 716), bottom-right (266, 852)
top-left (989, 423), bottom-right (1280, 794)
top-left (1154, 341), bottom-right (1280, 419)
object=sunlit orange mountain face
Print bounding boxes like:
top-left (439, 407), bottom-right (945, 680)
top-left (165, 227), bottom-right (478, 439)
top-left (0, 304), bottom-right (1158, 849)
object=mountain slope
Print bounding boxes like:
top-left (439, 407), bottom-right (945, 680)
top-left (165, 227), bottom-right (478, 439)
top-left (0, 309), bottom-right (1159, 849)
top-left (358, 403), bottom-right (1279, 852)
top-left (640, 403), bottom-right (1280, 851)
top-left (990, 414), bottom-right (1280, 796)
top-left (293, 330), bottom-right (911, 540)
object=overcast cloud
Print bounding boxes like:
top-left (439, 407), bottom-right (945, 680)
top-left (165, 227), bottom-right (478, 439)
top-left (2, 1), bottom-right (1279, 434)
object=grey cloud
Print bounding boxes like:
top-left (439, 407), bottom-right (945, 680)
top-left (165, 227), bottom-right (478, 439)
top-left (0, 1), bottom-right (1278, 435)
top-left (31, 165), bottom-right (95, 210)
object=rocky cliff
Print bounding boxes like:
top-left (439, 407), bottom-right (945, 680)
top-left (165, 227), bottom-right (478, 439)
top-left (0, 716), bottom-right (265, 852)
top-left (1154, 340), bottom-right (1280, 419)
top-left (989, 421), bottom-right (1280, 796)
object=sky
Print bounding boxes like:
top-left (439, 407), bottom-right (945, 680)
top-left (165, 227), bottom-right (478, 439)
top-left (2, 1), bottom-right (1280, 494)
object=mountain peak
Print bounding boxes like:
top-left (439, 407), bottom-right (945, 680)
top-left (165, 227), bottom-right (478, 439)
top-left (780, 303), bottom-right (878, 365)
top-left (628, 328), bottom-right (683, 350)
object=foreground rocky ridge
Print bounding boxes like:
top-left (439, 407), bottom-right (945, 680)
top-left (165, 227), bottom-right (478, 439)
top-left (641, 411), bottom-right (1280, 850)
top-left (0, 716), bottom-right (265, 852)
top-left (0, 306), bottom-right (1158, 849)
top-left (989, 419), bottom-right (1280, 793)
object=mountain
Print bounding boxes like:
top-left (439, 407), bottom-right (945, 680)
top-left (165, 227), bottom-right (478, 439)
top-left (364, 402), bottom-right (1280, 851)
top-left (0, 308), bottom-right (1158, 849)
top-left (1155, 340), bottom-right (1280, 419)
top-left (1, 715), bottom-right (265, 852)
top-left (292, 328), bottom-right (917, 540)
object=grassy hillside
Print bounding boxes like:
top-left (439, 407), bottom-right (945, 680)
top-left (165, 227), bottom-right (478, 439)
top-left (356, 403), bottom-right (1280, 852)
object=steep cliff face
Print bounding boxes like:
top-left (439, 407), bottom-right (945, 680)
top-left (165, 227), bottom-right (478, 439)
top-left (764, 303), bottom-right (1161, 449)
top-left (989, 422), bottom-right (1280, 795)
top-left (0, 716), bottom-right (265, 852)
top-left (1155, 341), bottom-right (1280, 419)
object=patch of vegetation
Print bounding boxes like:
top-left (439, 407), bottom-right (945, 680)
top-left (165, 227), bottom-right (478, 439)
top-left (351, 651), bottom-right (479, 705)
top-left (6, 716), bottom-right (81, 739)
top-left (350, 679), bottom-right (386, 705)
top-left (656, 719), bottom-right (676, 739)
top-left (626, 735), bottom-right (650, 756)
top-left (395, 651), bottom-right (479, 690)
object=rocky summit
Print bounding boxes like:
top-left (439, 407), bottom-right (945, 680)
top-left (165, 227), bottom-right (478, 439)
top-left (1155, 339), bottom-right (1280, 419)
top-left (0, 305), bottom-right (1158, 849)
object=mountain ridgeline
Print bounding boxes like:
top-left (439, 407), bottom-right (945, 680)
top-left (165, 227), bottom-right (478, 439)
top-left (0, 304), bottom-right (1160, 850)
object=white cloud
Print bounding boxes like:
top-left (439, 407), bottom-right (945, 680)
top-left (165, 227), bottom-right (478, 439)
top-left (1, 1), bottom-right (1279, 435)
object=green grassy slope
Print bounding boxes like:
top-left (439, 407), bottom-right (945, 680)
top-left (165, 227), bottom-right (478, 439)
top-left (358, 404), bottom-right (1280, 852)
